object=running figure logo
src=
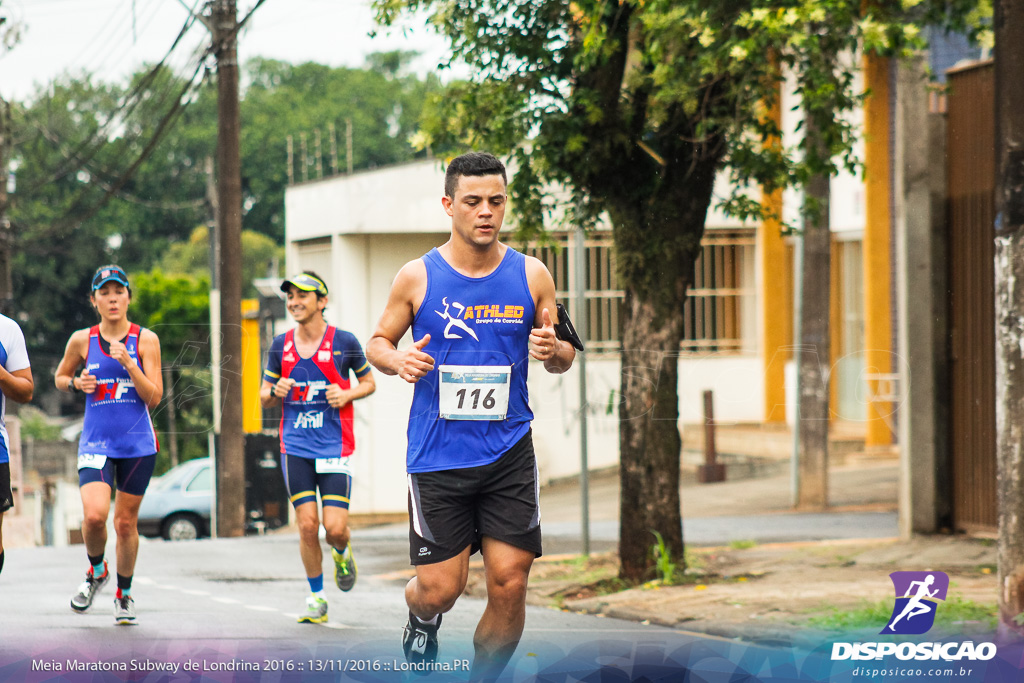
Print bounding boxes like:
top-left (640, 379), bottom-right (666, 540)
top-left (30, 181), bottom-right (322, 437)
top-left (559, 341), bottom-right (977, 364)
top-left (882, 571), bottom-right (949, 635)
top-left (436, 297), bottom-right (479, 341)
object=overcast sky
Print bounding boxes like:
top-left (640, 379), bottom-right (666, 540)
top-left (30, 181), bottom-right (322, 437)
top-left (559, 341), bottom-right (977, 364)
top-left (1, 0), bottom-right (452, 100)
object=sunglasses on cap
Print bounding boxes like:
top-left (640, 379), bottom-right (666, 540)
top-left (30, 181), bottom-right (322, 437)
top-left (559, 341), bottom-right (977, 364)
top-left (92, 265), bottom-right (129, 291)
top-left (280, 274), bottom-right (328, 296)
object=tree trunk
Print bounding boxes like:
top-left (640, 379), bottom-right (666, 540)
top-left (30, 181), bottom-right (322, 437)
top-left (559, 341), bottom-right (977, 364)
top-left (618, 292), bottom-right (685, 582)
top-left (995, 0), bottom-right (1024, 639)
top-left (797, 169), bottom-right (831, 509)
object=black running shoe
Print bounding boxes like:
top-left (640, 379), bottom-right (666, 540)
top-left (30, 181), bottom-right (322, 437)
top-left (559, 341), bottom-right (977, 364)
top-left (402, 611), bottom-right (441, 670)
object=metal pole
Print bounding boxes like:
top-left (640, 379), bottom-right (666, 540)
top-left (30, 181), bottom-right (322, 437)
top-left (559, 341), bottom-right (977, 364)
top-left (205, 157), bottom-right (222, 436)
top-left (791, 230), bottom-right (804, 507)
top-left (574, 226), bottom-right (590, 555)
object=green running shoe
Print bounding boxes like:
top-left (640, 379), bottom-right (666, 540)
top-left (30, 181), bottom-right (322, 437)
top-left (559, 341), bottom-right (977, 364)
top-left (332, 544), bottom-right (357, 592)
top-left (297, 595), bottom-right (328, 624)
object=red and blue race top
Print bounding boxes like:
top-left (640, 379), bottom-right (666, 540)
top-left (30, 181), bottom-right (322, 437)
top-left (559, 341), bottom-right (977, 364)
top-left (263, 326), bottom-right (370, 459)
top-left (78, 324), bottom-right (159, 459)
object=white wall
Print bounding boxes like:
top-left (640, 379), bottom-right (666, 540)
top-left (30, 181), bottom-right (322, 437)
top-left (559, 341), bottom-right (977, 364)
top-left (285, 161), bottom-right (767, 512)
top-left (528, 354), bottom-right (763, 484)
top-left (343, 233), bottom-right (447, 514)
top-left (780, 65), bottom-right (866, 236)
top-left (285, 161), bottom-right (450, 242)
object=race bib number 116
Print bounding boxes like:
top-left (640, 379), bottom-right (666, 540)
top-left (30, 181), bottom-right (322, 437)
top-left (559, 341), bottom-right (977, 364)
top-left (438, 365), bottom-right (511, 421)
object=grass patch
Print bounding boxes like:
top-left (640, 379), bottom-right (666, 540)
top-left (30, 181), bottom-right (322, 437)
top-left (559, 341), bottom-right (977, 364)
top-left (541, 546), bottom-right (757, 609)
top-left (807, 594), bottom-right (997, 632)
top-left (729, 540), bottom-right (757, 550)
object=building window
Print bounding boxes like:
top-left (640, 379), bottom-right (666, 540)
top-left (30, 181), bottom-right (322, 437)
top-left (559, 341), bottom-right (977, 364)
top-left (525, 229), bottom-right (755, 355)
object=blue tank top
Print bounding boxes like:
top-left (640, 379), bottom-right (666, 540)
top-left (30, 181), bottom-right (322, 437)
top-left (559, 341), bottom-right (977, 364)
top-left (407, 247), bottom-right (535, 473)
top-left (269, 326), bottom-right (364, 459)
top-left (78, 324), bottom-right (159, 459)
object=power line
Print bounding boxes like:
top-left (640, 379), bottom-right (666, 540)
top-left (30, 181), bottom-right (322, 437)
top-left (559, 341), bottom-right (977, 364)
top-left (16, 4), bottom-right (205, 195)
top-left (23, 44), bottom-right (212, 236)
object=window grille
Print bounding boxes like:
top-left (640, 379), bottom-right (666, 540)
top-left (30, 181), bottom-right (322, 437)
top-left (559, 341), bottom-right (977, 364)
top-left (524, 229), bottom-right (755, 354)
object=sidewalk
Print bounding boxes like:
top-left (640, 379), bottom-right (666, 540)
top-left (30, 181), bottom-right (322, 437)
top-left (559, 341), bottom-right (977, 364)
top-left (470, 457), bottom-right (998, 647)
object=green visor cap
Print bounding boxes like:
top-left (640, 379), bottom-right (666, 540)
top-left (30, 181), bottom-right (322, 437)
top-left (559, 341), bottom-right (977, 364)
top-left (281, 274), bottom-right (327, 296)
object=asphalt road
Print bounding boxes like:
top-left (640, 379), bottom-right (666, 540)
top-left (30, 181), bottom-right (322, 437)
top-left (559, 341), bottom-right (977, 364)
top-left (0, 463), bottom-right (899, 681)
top-left (0, 530), bottom-right (840, 682)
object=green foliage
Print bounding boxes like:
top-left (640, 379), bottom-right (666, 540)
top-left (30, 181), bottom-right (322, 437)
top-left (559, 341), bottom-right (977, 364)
top-left (376, 0), bottom-right (988, 268)
top-left (808, 594), bottom-right (996, 632)
top-left (376, 0), bottom-right (987, 579)
top-left (8, 52), bottom-right (441, 359)
top-left (240, 54), bottom-right (444, 241)
top-left (130, 269), bottom-right (211, 365)
top-left (18, 406), bottom-right (62, 441)
top-left (729, 539), bottom-right (758, 550)
top-left (153, 366), bottom-right (215, 474)
top-left (159, 225), bottom-right (283, 298)
top-left (651, 530), bottom-right (678, 584)
top-left (129, 269), bottom-right (213, 468)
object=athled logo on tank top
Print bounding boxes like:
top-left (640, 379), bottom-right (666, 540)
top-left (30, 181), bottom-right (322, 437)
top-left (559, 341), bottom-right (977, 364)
top-left (435, 296), bottom-right (525, 340)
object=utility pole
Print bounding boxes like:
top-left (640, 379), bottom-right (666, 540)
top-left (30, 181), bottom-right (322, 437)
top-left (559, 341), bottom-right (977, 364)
top-left (206, 0), bottom-right (245, 538)
top-left (995, 0), bottom-right (1024, 639)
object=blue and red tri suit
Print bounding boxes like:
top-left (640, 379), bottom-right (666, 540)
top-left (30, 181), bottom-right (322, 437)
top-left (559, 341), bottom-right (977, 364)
top-left (263, 326), bottom-right (371, 460)
top-left (78, 323), bottom-right (159, 459)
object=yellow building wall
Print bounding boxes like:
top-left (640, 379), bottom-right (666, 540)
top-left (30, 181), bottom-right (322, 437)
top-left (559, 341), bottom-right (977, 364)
top-left (760, 91), bottom-right (793, 422)
top-left (241, 299), bottom-right (262, 434)
top-left (862, 54), bottom-right (893, 446)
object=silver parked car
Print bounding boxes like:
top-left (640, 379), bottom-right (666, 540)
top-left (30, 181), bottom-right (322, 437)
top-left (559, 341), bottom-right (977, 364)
top-left (137, 457), bottom-right (212, 541)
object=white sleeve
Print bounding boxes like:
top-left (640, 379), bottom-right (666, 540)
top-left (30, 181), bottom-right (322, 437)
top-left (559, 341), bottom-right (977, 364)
top-left (0, 316), bottom-right (30, 372)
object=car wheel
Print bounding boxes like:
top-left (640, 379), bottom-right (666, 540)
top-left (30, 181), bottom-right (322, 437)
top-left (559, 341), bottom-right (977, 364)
top-left (162, 513), bottom-right (201, 541)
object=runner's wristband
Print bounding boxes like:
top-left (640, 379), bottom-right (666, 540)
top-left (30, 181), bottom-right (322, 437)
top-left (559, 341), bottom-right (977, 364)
top-left (68, 377), bottom-right (76, 393)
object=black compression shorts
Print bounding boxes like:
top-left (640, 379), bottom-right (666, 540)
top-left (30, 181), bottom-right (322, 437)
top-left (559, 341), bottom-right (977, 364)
top-left (0, 462), bottom-right (12, 513)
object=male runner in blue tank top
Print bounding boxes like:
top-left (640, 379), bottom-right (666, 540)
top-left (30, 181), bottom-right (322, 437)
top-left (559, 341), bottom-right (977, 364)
top-left (0, 313), bottom-right (34, 579)
top-left (367, 152), bottom-right (575, 680)
top-left (55, 265), bottom-right (163, 624)
top-left (260, 270), bottom-right (376, 624)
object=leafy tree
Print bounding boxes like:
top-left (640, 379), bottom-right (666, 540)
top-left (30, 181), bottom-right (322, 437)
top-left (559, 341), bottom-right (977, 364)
top-left (18, 405), bottom-right (62, 441)
top-left (240, 53), bottom-right (444, 242)
top-left (8, 52), bottom-right (439, 360)
top-left (374, 0), bottom-right (986, 580)
top-left (130, 269), bottom-right (213, 473)
top-left (160, 225), bottom-right (283, 297)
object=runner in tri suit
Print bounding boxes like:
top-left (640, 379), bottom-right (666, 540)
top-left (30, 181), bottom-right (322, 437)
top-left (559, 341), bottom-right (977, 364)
top-left (55, 265), bottom-right (162, 624)
top-left (259, 271), bottom-right (376, 624)
top-left (0, 314), bottom-right (34, 578)
top-left (366, 152), bottom-right (575, 680)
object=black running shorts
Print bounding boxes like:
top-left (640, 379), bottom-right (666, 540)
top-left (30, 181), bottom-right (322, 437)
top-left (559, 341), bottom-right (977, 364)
top-left (407, 429), bottom-right (542, 565)
top-left (0, 462), bottom-right (12, 513)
